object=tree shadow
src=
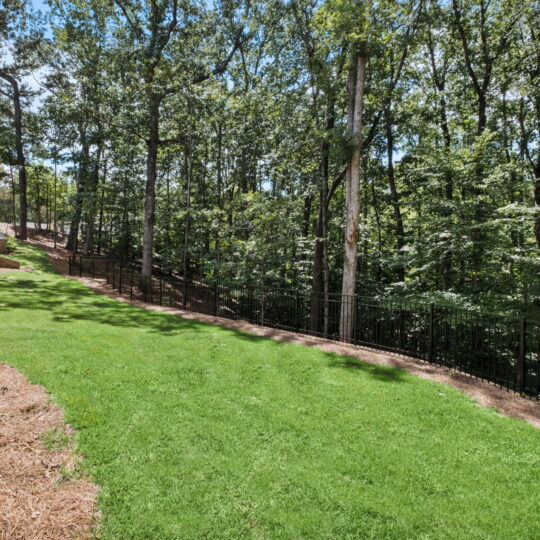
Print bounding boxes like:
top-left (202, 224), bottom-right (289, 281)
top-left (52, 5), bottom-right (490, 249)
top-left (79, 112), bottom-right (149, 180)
top-left (211, 323), bottom-right (407, 383)
top-left (3, 242), bottom-right (56, 273)
top-left (0, 273), bottom-right (408, 384)
top-left (325, 356), bottom-right (407, 383)
top-left (0, 276), bottom-right (207, 335)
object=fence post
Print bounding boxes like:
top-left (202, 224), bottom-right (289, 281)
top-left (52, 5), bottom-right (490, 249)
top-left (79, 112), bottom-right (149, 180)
top-left (106, 256), bottom-right (110, 284)
top-left (249, 286), bottom-right (253, 323)
top-left (119, 263), bottom-right (123, 294)
top-left (295, 290), bottom-right (299, 330)
top-left (79, 255), bottom-right (82, 277)
top-left (92, 256), bottom-right (95, 279)
top-left (130, 267), bottom-right (134, 300)
top-left (517, 317), bottom-right (526, 394)
top-left (112, 261), bottom-right (116, 289)
top-left (429, 303), bottom-right (435, 362)
top-left (68, 255), bottom-right (72, 276)
top-left (159, 273), bottom-right (163, 306)
top-left (213, 282), bottom-right (218, 316)
top-left (183, 279), bottom-right (187, 309)
top-left (144, 276), bottom-right (147, 303)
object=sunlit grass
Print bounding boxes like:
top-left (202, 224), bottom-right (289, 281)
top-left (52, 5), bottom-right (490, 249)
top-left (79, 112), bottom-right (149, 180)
top-left (1, 242), bottom-right (539, 538)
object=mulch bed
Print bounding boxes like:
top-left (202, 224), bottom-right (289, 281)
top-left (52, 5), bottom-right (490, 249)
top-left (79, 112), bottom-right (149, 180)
top-left (0, 364), bottom-right (99, 539)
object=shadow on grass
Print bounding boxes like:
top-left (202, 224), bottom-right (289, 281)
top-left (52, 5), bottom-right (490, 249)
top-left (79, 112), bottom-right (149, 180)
top-left (4, 242), bottom-right (56, 273)
top-left (0, 273), bottom-right (407, 384)
top-left (326, 356), bottom-right (407, 382)
top-left (0, 276), bottom-right (205, 335)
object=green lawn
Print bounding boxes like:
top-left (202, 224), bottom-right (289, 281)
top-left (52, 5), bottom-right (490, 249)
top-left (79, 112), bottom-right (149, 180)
top-left (1, 242), bottom-right (539, 539)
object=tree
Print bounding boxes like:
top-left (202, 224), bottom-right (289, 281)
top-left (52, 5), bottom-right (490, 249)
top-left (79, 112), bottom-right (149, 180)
top-left (111, 0), bottom-right (247, 285)
top-left (0, 1), bottom-right (45, 239)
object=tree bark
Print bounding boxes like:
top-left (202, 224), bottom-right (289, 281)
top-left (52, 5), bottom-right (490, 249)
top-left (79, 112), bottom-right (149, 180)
top-left (96, 184), bottom-right (105, 254)
top-left (183, 137), bottom-right (193, 281)
top-left (83, 146), bottom-right (104, 255)
top-left (36, 181), bottom-right (42, 230)
top-left (9, 164), bottom-right (17, 237)
top-left (310, 199), bottom-right (324, 332)
top-left (141, 93), bottom-right (160, 284)
top-left (215, 123), bottom-right (223, 279)
top-left (340, 53), bottom-right (366, 341)
top-left (385, 109), bottom-right (405, 283)
top-left (309, 90), bottom-right (338, 334)
top-left (66, 132), bottom-right (90, 252)
top-left (0, 71), bottom-right (28, 239)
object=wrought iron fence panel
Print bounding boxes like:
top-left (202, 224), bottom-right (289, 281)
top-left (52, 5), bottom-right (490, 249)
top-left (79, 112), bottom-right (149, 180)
top-left (68, 255), bottom-right (539, 399)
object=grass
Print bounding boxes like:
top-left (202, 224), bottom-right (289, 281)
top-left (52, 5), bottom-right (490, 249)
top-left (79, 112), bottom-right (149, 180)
top-left (1, 242), bottom-right (540, 539)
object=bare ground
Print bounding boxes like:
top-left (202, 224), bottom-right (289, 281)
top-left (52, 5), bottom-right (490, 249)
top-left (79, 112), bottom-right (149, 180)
top-left (0, 364), bottom-right (99, 539)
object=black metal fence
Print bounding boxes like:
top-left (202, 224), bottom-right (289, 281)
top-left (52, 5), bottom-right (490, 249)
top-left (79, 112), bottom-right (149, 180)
top-left (69, 254), bottom-right (540, 399)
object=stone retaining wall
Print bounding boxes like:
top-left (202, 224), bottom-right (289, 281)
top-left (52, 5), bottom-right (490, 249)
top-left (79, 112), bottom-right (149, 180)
top-left (0, 256), bottom-right (20, 269)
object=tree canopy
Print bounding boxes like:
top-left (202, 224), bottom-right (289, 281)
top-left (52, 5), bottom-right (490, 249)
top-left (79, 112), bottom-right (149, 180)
top-left (1, 0), bottom-right (539, 323)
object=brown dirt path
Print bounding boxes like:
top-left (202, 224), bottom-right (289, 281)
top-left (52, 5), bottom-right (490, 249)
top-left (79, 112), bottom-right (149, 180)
top-left (0, 364), bottom-right (99, 539)
top-left (2, 223), bottom-right (539, 428)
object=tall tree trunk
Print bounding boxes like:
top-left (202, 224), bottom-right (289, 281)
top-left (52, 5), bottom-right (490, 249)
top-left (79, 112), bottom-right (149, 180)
top-left (441, 96), bottom-right (453, 289)
top-left (96, 184), bottom-right (105, 254)
top-left (83, 146), bottom-right (104, 255)
top-left (470, 91), bottom-right (488, 292)
top-left (302, 195), bottom-right (312, 238)
top-left (215, 123), bottom-right (223, 280)
top-left (370, 180), bottom-right (383, 283)
top-left (385, 109), bottom-right (405, 283)
top-left (183, 137), bottom-right (193, 281)
top-left (45, 182), bottom-right (50, 232)
top-left (322, 180), bottom-right (330, 338)
top-left (53, 159), bottom-right (57, 248)
top-left (310, 93), bottom-right (337, 334)
top-left (66, 133), bottom-right (90, 252)
top-left (9, 164), bottom-right (17, 237)
top-left (310, 199), bottom-right (324, 332)
top-left (340, 53), bottom-right (366, 341)
top-left (36, 182), bottom-right (41, 231)
top-left (141, 93), bottom-right (160, 284)
top-left (0, 72), bottom-right (28, 239)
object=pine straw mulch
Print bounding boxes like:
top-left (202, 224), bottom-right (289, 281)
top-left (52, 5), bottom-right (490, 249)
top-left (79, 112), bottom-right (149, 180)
top-left (0, 364), bottom-right (99, 539)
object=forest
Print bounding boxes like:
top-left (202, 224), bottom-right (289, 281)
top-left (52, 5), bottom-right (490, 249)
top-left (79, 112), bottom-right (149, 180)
top-left (1, 0), bottom-right (539, 333)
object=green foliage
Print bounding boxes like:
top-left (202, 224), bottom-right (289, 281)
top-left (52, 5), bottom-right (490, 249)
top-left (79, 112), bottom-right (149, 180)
top-left (315, 0), bottom-right (369, 47)
top-left (5, 235), bottom-right (17, 250)
top-left (2, 0), bottom-right (540, 317)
